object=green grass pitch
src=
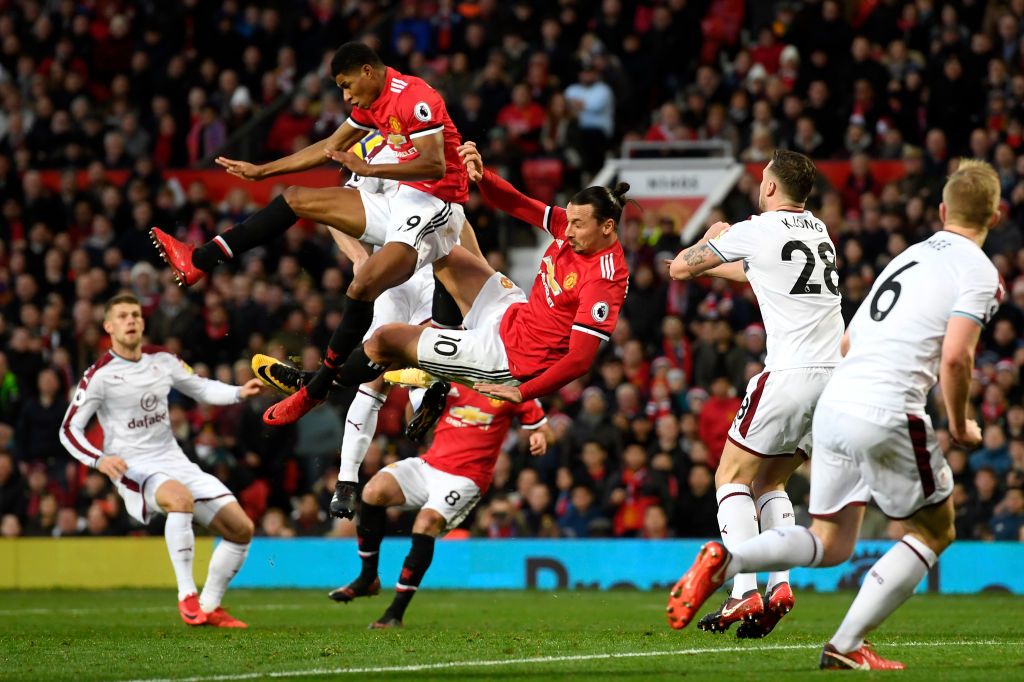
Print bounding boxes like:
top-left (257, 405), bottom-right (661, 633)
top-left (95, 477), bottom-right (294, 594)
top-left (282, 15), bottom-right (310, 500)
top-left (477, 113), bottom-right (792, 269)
top-left (2, 590), bottom-right (1022, 681)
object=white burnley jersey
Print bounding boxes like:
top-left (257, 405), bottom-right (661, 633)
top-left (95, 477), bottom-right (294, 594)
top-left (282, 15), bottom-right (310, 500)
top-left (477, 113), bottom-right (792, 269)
top-left (59, 347), bottom-right (242, 466)
top-left (707, 210), bottom-right (843, 370)
top-left (823, 231), bottom-right (1002, 414)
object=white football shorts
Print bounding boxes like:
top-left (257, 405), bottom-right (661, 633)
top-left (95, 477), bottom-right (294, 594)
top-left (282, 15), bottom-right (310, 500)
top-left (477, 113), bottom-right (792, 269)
top-left (116, 450), bottom-right (235, 526)
top-left (808, 400), bottom-right (954, 519)
top-left (727, 366), bottom-right (833, 458)
top-left (381, 457), bottom-right (481, 530)
top-left (416, 272), bottom-right (525, 387)
top-left (360, 184), bottom-right (465, 269)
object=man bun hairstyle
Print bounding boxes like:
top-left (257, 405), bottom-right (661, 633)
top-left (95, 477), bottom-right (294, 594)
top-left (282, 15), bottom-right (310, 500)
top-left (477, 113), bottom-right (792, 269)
top-left (769, 148), bottom-right (816, 204)
top-left (331, 42), bottom-right (384, 77)
top-left (571, 182), bottom-right (634, 226)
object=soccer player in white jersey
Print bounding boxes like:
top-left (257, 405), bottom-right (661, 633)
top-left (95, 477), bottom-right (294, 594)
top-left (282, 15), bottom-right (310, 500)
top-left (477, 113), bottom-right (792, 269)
top-left (666, 160), bottom-right (1003, 670)
top-left (667, 149), bottom-right (843, 637)
top-left (251, 132), bottom-right (484, 519)
top-left (59, 293), bottom-right (264, 628)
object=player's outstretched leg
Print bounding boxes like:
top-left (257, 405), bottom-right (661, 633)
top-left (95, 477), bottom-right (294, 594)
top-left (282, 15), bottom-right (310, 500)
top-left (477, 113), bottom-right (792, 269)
top-left (151, 195), bottom-right (299, 287)
top-left (666, 541), bottom-right (731, 630)
top-left (329, 502), bottom-right (386, 603)
top-left (333, 383), bottom-right (388, 519)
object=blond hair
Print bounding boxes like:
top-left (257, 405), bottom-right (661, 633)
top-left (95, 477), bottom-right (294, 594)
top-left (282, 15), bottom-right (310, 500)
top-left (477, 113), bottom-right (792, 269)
top-left (942, 159), bottom-right (1000, 230)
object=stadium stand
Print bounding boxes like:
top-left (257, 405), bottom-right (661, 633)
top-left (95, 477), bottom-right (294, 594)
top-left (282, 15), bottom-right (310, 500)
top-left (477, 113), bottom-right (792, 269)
top-left (0, 0), bottom-right (1022, 546)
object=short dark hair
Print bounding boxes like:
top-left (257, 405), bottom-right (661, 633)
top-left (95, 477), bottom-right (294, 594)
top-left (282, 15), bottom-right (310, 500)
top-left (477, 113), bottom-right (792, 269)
top-left (330, 42), bottom-right (383, 76)
top-left (104, 292), bottom-right (142, 315)
top-left (769, 149), bottom-right (817, 203)
top-left (569, 182), bottom-right (632, 226)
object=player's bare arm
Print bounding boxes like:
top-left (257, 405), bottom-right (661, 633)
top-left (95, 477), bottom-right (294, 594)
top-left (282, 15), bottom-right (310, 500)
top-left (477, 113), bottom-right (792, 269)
top-left (840, 329), bottom-right (851, 356)
top-left (238, 378), bottom-right (264, 398)
top-left (327, 226), bottom-right (373, 273)
top-left (528, 430), bottom-right (548, 456)
top-left (216, 120), bottom-right (364, 180)
top-left (328, 131), bottom-right (446, 181)
top-left (668, 240), bottom-right (724, 280)
top-left (940, 315), bottom-right (983, 447)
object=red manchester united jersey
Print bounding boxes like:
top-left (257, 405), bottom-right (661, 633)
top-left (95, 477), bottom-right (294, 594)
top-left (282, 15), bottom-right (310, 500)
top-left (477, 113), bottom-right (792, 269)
top-left (421, 385), bottom-right (546, 492)
top-left (347, 67), bottom-right (468, 204)
top-left (499, 205), bottom-right (628, 380)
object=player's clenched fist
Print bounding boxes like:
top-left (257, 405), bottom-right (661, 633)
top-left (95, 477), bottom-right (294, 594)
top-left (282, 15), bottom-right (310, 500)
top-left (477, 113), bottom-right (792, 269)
top-left (214, 156), bottom-right (265, 181)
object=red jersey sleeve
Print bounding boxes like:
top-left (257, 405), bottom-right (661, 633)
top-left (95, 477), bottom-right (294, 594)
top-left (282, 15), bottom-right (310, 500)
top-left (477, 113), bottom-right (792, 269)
top-left (572, 263), bottom-right (627, 343)
top-left (397, 85), bottom-right (446, 139)
top-left (346, 107), bottom-right (375, 132)
top-left (478, 169), bottom-right (567, 238)
top-left (516, 399), bottom-right (547, 429)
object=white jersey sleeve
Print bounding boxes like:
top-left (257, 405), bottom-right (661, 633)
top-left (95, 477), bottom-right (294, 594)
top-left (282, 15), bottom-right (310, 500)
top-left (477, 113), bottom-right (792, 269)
top-left (952, 259), bottom-right (1003, 326)
top-left (163, 354), bottom-right (241, 405)
top-left (707, 218), bottom-right (761, 263)
top-left (59, 370), bottom-right (106, 467)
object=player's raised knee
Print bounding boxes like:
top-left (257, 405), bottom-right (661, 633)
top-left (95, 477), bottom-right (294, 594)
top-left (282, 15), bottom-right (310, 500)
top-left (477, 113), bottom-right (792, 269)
top-left (157, 481), bottom-right (194, 513)
top-left (281, 185), bottom-right (306, 208)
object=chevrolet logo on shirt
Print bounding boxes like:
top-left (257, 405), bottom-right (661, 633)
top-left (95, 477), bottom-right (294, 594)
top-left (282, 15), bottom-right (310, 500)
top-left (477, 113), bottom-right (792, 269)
top-left (449, 405), bottom-right (494, 425)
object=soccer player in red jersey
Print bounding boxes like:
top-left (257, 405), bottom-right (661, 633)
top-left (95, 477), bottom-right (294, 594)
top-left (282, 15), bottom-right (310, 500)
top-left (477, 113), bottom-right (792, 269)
top-left (149, 42), bottom-right (470, 425)
top-left (323, 140), bottom-right (630, 435)
top-left (331, 381), bottom-right (549, 628)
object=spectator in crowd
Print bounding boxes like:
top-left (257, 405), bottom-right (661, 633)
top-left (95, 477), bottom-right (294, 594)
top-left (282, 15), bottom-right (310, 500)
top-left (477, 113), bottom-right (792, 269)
top-left (0, 0), bottom-right (1022, 545)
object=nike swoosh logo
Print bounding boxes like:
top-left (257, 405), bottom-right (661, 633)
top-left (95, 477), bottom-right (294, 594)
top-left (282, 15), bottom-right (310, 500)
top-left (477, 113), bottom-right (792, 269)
top-left (256, 365), bottom-right (293, 393)
top-left (182, 612), bottom-right (201, 622)
top-left (826, 651), bottom-right (869, 670)
top-left (720, 598), bottom-right (746, 618)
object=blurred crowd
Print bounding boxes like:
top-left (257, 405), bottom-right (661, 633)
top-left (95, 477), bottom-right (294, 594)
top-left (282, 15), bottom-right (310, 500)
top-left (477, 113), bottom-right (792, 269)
top-left (0, 0), bottom-right (1023, 544)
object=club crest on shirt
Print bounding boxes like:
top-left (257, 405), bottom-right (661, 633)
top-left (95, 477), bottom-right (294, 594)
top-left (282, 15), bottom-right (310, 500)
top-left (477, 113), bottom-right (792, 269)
top-left (388, 116), bottom-right (402, 131)
top-left (563, 272), bottom-right (578, 290)
top-left (591, 301), bottom-right (610, 323)
top-left (488, 397), bottom-right (505, 407)
top-left (500, 276), bottom-right (514, 289)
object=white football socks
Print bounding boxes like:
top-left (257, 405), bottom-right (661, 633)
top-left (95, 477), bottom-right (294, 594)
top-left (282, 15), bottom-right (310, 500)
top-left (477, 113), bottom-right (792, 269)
top-left (727, 525), bottom-right (824, 580)
top-left (200, 540), bottom-right (251, 613)
top-left (164, 512), bottom-right (198, 600)
top-left (716, 483), bottom-right (760, 597)
top-left (756, 490), bottom-right (796, 591)
top-left (339, 386), bottom-right (386, 482)
top-left (828, 535), bottom-right (936, 653)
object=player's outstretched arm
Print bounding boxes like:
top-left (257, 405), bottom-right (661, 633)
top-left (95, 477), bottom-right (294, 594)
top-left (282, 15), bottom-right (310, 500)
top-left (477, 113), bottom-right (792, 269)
top-left (458, 141), bottom-right (553, 229)
top-left (217, 121), bottom-right (366, 180)
top-left (328, 131), bottom-right (445, 181)
top-left (59, 378), bottom-right (107, 469)
top-left (940, 315), bottom-right (983, 447)
top-left (703, 261), bottom-right (748, 282)
top-left (167, 355), bottom-right (262, 405)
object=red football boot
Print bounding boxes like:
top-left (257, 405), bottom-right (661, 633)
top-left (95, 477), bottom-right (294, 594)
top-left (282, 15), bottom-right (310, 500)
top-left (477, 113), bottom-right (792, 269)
top-left (204, 606), bottom-right (248, 628)
top-left (737, 582), bottom-right (795, 639)
top-left (263, 386), bottom-right (322, 426)
top-left (696, 589), bottom-right (764, 633)
top-left (820, 642), bottom-right (905, 670)
top-left (178, 593), bottom-right (207, 626)
top-left (666, 541), bottom-right (731, 630)
top-left (150, 227), bottom-right (206, 287)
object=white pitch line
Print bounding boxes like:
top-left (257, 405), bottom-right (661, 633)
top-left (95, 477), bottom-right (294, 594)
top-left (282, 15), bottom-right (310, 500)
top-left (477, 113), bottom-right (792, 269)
top-left (123, 640), bottom-right (1015, 682)
top-left (0, 603), bottom-right (310, 617)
